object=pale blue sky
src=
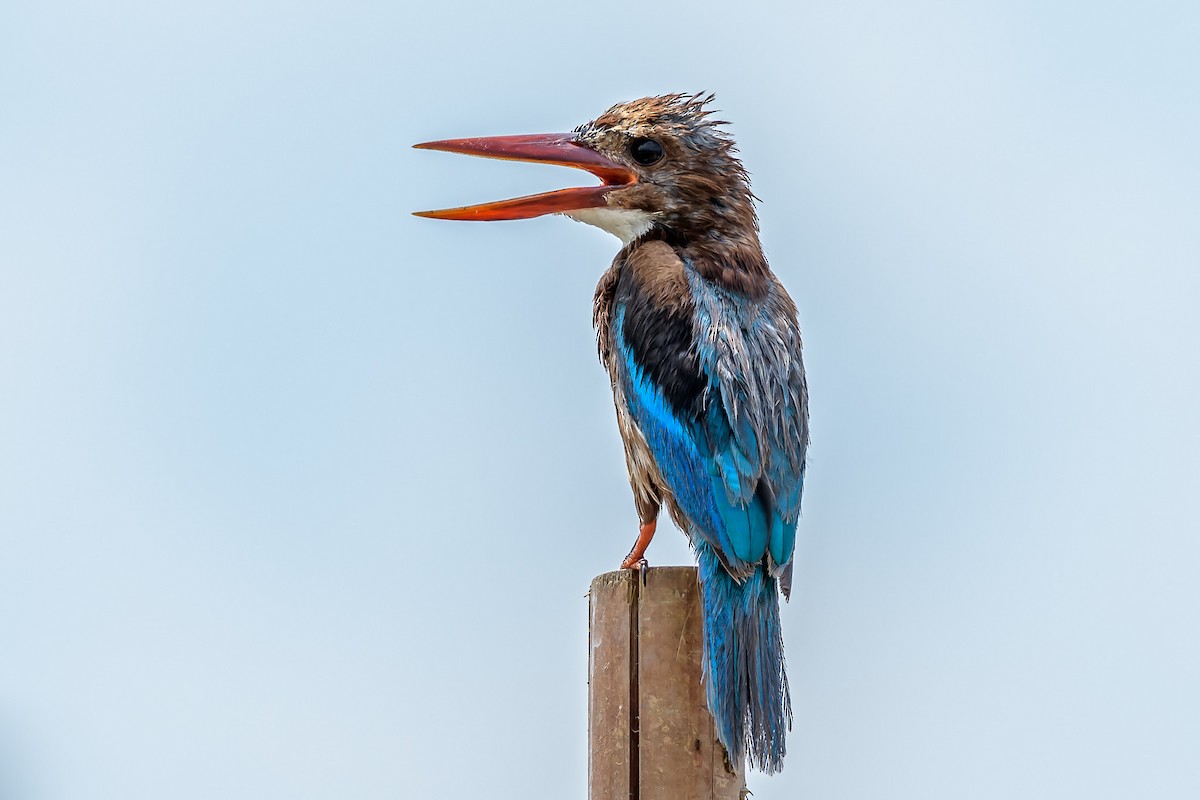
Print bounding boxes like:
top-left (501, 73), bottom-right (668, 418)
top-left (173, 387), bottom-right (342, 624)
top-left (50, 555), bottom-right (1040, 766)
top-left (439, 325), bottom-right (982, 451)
top-left (2, 1), bottom-right (1198, 798)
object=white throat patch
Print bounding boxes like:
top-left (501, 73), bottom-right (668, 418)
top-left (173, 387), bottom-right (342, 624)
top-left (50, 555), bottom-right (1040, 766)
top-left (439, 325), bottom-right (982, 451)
top-left (564, 207), bottom-right (655, 245)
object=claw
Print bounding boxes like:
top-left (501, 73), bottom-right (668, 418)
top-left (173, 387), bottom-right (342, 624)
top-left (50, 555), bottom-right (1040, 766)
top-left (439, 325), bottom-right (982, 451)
top-left (620, 519), bottom-right (657, 570)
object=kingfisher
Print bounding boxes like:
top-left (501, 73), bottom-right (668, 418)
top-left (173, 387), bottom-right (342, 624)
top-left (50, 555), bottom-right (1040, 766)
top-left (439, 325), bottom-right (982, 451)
top-left (414, 94), bottom-right (809, 774)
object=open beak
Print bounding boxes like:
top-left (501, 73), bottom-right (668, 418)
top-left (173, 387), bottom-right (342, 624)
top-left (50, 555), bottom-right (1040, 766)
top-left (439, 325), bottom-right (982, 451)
top-left (412, 134), bottom-right (636, 221)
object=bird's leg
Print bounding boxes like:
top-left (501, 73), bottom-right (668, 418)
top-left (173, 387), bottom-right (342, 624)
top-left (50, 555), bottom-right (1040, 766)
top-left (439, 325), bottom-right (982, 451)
top-left (621, 519), bottom-right (657, 571)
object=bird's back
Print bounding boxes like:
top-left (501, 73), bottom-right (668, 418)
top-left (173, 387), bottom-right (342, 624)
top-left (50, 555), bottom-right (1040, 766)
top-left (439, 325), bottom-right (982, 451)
top-left (595, 236), bottom-right (809, 579)
top-left (595, 234), bottom-right (808, 772)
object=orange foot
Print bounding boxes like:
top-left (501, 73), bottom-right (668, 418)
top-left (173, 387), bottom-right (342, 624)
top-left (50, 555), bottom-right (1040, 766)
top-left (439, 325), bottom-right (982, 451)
top-left (620, 519), bottom-right (657, 570)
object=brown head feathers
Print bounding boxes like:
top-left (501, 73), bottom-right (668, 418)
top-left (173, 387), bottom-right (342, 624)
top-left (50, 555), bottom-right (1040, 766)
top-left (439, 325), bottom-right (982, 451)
top-left (573, 93), bottom-right (769, 297)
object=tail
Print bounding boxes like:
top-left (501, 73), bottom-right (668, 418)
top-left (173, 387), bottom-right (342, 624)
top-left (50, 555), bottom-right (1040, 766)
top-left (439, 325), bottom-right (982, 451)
top-left (696, 539), bottom-right (792, 774)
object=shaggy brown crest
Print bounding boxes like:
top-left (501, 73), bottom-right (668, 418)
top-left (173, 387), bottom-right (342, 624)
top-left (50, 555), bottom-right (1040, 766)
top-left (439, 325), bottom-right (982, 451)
top-left (574, 93), bottom-right (770, 297)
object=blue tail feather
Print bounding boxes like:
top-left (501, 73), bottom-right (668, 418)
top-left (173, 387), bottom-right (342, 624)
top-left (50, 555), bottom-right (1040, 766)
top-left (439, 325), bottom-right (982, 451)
top-left (696, 539), bottom-right (792, 774)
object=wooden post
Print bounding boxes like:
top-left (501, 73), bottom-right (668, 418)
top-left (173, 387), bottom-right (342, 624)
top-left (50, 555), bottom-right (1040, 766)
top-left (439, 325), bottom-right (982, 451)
top-left (588, 567), bottom-right (746, 800)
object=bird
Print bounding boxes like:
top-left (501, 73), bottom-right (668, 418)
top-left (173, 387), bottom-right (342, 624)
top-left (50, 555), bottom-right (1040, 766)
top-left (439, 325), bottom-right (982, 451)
top-left (414, 93), bottom-right (809, 774)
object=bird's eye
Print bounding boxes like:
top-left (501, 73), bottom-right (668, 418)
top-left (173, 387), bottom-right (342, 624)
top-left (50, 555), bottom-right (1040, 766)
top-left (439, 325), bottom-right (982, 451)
top-left (630, 138), bottom-right (664, 166)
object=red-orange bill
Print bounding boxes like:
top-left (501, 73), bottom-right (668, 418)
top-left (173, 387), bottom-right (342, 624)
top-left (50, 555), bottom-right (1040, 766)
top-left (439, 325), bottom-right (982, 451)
top-left (412, 133), bottom-right (636, 221)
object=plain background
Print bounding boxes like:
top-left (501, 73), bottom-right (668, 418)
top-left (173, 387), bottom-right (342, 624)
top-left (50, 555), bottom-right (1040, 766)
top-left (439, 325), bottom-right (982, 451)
top-left (2, 1), bottom-right (1198, 798)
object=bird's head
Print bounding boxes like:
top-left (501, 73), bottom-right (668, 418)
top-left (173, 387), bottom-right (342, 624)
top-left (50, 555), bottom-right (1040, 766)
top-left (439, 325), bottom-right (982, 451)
top-left (415, 93), bottom-right (759, 248)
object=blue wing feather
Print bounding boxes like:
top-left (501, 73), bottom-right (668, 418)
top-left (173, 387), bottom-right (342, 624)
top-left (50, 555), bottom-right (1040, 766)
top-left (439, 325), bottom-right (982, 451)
top-left (615, 303), bottom-right (789, 572)
top-left (688, 272), bottom-right (807, 573)
top-left (613, 307), bottom-right (741, 562)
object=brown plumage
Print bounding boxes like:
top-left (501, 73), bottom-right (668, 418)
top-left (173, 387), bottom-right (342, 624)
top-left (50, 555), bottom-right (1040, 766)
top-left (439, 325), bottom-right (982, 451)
top-left (574, 94), bottom-right (771, 297)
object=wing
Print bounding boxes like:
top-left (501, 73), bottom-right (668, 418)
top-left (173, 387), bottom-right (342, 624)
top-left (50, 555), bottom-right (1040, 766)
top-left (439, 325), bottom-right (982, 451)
top-left (610, 251), bottom-right (808, 579)
top-left (691, 272), bottom-right (809, 575)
